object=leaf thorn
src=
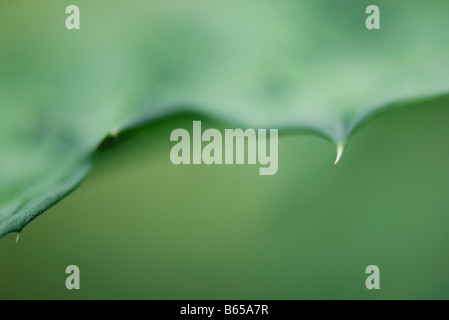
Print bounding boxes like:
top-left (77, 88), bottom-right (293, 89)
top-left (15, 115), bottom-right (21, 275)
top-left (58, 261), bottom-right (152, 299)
top-left (110, 128), bottom-right (119, 138)
top-left (334, 144), bottom-right (344, 165)
top-left (15, 232), bottom-right (20, 243)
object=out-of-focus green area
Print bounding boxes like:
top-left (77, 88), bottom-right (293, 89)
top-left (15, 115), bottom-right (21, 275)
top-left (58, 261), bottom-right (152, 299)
top-left (1, 99), bottom-right (448, 299)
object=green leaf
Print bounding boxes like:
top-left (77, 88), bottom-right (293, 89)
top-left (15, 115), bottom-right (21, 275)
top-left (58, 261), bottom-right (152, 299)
top-left (1, 0), bottom-right (449, 238)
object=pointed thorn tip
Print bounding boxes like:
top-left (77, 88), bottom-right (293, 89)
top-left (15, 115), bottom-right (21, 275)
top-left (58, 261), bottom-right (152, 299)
top-left (110, 128), bottom-right (119, 138)
top-left (334, 144), bottom-right (344, 165)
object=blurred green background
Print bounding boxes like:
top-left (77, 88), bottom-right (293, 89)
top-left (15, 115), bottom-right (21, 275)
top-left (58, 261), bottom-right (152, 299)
top-left (1, 98), bottom-right (449, 299)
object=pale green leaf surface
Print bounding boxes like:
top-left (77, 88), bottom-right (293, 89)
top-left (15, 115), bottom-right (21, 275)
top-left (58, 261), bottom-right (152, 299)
top-left (1, 0), bottom-right (449, 237)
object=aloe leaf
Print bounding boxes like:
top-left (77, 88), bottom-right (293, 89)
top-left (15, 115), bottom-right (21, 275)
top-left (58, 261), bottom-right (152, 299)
top-left (1, 0), bottom-right (448, 238)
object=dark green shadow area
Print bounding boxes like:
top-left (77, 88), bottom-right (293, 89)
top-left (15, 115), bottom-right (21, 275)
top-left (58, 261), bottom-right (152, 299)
top-left (0, 98), bottom-right (448, 299)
